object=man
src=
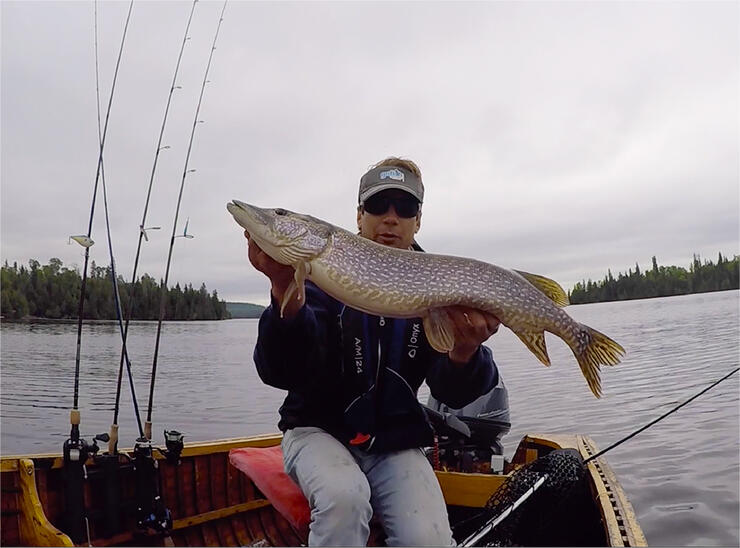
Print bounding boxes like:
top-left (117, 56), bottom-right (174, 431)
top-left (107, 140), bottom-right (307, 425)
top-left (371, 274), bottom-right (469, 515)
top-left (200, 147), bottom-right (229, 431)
top-left (245, 157), bottom-right (501, 546)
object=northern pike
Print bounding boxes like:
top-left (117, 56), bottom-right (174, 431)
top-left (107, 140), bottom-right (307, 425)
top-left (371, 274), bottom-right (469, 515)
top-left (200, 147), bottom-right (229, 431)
top-left (227, 200), bottom-right (624, 397)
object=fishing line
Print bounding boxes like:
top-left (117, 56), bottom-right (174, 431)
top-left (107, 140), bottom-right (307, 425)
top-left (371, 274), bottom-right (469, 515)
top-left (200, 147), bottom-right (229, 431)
top-left (145, 0), bottom-right (228, 439)
top-left (69, 0), bottom-right (134, 441)
top-left (110, 0), bottom-right (199, 451)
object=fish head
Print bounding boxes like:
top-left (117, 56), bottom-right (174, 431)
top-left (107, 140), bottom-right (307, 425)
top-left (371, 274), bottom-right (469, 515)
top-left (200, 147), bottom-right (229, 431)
top-left (227, 200), bottom-right (332, 265)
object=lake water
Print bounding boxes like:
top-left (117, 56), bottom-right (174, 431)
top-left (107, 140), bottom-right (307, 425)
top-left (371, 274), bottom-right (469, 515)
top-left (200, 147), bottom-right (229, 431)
top-left (1, 290), bottom-right (738, 546)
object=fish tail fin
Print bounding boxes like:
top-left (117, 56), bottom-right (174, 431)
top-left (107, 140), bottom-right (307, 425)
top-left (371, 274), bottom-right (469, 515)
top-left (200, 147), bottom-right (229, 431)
top-left (514, 329), bottom-right (551, 367)
top-left (570, 325), bottom-right (625, 398)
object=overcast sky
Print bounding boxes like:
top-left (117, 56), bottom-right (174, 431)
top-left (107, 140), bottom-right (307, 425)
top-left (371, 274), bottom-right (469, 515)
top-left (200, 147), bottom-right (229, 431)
top-left (2, 1), bottom-right (738, 305)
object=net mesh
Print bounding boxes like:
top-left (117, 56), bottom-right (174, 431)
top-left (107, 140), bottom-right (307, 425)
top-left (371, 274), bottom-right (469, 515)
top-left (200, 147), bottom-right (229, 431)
top-left (459, 449), bottom-right (588, 546)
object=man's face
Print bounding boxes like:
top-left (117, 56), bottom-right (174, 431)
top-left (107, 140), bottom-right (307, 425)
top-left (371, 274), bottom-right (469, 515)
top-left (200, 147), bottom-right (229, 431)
top-left (357, 189), bottom-right (421, 249)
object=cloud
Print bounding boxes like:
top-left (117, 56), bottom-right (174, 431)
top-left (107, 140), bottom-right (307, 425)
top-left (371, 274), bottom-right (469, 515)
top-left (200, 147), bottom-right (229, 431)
top-left (2, 1), bottom-right (737, 305)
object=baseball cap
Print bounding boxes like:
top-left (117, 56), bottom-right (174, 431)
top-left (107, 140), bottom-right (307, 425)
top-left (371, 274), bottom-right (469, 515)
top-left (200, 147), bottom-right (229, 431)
top-left (358, 165), bottom-right (424, 205)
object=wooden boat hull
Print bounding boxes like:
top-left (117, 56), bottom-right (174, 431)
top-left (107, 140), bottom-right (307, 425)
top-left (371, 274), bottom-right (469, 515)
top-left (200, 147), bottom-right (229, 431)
top-left (1, 432), bottom-right (646, 546)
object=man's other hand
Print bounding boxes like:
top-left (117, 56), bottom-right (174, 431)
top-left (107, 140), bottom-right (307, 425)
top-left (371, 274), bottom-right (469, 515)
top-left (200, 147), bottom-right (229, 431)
top-left (445, 306), bottom-right (500, 364)
top-left (245, 230), bottom-right (301, 317)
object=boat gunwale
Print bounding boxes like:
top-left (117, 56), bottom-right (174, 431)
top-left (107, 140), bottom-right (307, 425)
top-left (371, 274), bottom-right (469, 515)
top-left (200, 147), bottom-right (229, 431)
top-left (0, 432), bottom-right (285, 471)
top-left (521, 433), bottom-right (647, 547)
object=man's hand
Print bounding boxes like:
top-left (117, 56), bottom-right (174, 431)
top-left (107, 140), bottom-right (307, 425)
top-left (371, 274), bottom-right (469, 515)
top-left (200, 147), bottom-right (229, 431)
top-left (245, 230), bottom-right (303, 318)
top-left (444, 306), bottom-right (500, 364)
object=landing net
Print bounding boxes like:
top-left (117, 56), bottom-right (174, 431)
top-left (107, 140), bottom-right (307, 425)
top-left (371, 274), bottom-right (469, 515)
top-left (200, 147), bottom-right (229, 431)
top-left (459, 448), bottom-right (587, 546)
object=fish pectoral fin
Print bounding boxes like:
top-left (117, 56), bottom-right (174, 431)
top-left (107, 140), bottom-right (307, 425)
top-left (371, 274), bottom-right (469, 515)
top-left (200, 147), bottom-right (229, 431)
top-left (276, 238), bottom-right (315, 264)
top-left (514, 329), bottom-right (551, 366)
top-left (279, 262), bottom-right (308, 318)
top-left (513, 270), bottom-right (570, 307)
top-left (423, 308), bottom-right (456, 353)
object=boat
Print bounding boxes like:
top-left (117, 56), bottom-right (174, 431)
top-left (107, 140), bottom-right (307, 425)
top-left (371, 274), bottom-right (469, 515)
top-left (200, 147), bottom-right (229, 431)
top-left (1, 429), bottom-right (646, 546)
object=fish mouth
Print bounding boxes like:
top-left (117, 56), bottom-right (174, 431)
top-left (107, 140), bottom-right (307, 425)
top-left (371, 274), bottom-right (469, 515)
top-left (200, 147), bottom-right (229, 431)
top-left (229, 199), bottom-right (257, 216)
top-left (227, 200), bottom-right (269, 229)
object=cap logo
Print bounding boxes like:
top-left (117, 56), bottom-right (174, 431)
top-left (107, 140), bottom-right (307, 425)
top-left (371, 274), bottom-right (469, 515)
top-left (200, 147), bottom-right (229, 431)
top-left (379, 168), bottom-right (405, 182)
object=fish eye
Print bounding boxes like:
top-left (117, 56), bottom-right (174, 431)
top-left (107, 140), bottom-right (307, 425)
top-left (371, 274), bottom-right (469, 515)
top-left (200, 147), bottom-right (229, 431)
top-left (274, 208), bottom-right (288, 216)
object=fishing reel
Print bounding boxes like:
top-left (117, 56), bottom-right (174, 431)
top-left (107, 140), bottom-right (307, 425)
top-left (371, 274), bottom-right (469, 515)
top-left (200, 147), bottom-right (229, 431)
top-left (161, 429), bottom-right (184, 464)
top-left (62, 426), bottom-right (100, 543)
top-left (138, 495), bottom-right (172, 535)
top-left (132, 437), bottom-right (172, 533)
top-left (63, 431), bottom-right (100, 465)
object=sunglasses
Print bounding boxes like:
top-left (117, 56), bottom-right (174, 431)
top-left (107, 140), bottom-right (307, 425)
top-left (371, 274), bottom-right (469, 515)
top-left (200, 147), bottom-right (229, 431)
top-left (362, 194), bottom-right (420, 218)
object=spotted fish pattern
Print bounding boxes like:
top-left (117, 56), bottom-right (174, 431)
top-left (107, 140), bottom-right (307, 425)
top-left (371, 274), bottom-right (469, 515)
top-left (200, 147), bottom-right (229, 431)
top-left (227, 201), bottom-right (625, 398)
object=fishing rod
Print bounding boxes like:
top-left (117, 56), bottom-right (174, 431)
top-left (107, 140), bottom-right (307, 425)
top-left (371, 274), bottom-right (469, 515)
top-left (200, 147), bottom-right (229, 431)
top-left (91, 4), bottom-right (206, 537)
top-left (94, 127), bottom-right (153, 541)
top-left (584, 366), bottom-right (739, 464)
top-left (93, 14), bottom-right (145, 446)
top-left (108, 0), bottom-right (199, 457)
top-left (144, 0), bottom-right (228, 441)
top-left (459, 366), bottom-right (740, 546)
top-left (119, 3), bottom-right (229, 532)
top-left (63, 1), bottom-right (134, 543)
top-left (68, 0), bottom-right (133, 444)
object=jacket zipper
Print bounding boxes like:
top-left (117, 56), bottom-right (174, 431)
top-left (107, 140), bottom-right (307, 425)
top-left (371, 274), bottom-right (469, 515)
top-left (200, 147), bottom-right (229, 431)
top-left (376, 316), bottom-right (385, 385)
top-left (374, 316), bottom-right (385, 434)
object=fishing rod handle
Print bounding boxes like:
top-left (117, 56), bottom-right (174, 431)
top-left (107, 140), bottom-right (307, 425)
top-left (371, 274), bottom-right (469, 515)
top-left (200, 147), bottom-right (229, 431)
top-left (145, 420), bottom-right (152, 441)
top-left (108, 424), bottom-right (119, 454)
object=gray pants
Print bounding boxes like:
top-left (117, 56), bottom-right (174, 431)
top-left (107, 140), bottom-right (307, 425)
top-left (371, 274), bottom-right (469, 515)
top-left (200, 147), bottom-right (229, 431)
top-left (282, 426), bottom-right (455, 547)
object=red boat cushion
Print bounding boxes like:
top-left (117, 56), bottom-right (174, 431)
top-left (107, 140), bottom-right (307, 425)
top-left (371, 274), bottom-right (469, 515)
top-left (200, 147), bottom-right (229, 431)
top-left (229, 445), bottom-right (311, 533)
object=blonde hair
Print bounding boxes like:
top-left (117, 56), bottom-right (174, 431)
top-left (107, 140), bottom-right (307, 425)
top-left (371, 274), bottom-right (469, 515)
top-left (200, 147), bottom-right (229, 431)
top-left (370, 157), bottom-right (423, 182)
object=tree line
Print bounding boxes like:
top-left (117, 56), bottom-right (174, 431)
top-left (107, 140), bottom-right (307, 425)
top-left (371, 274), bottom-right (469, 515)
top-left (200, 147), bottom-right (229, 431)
top-left (569, 253), bottom-right (739, 304)
top-left (1, 258), bottom-right (231, 320)
top-left (3, 253), bottom-right (736, 319)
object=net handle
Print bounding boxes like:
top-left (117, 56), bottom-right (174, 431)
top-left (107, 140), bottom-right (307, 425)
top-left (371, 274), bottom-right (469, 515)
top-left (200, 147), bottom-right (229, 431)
top-left (461, 473), bottom-right (549, 546)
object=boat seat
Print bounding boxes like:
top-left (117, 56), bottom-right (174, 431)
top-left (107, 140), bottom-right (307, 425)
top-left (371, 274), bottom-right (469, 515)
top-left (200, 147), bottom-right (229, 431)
top-left (229, 445), bottom-right (310, 535)
top-left (230, 445), bottom-right (387, 546)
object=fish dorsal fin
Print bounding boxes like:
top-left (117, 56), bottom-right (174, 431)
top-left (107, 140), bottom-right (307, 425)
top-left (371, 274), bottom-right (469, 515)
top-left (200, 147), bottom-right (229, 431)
top-left (422, 308), bottom-right (456, 353)
top-left (513, 270), bottom-right (569, 307)
top-left (280, 262), bottom-right (308, 318)
top-left (514, 329), bottom-right (551, 366)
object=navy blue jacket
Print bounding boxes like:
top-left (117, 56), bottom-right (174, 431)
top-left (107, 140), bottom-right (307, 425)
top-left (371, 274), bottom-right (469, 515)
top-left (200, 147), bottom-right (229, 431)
top-left (254, 281), bottom-right (498, 452)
